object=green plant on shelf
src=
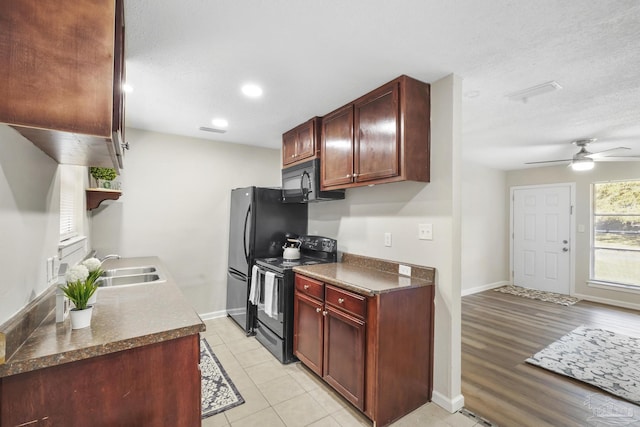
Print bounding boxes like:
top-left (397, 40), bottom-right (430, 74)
top-left (90, 167), bottom-right (117, 181)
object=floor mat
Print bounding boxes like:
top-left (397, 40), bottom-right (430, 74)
top-left (527, 326), bottom-right (640, 406)
top-left (494, 284), bottom-right (579, 306)
top-left (200, 338), bottom-right (245, 418)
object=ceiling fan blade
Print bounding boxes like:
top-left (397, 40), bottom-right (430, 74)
top-left (586, 147), bottom-right (630, 158)
top-left (525, 159), bottom-right (572, 165)
top-left (594, 156), bottom-right (640, 162)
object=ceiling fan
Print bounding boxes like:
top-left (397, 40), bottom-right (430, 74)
top-left (525, 138), bottom-right (640, 171)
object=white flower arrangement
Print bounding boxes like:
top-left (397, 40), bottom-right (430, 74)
top-left (65, 264), bottom-right (89, 283)
top-left (82, 257), bottom-right (102, 273)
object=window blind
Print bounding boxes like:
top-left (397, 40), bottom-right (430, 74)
top-left (59, 166), bottom-right (79, 241)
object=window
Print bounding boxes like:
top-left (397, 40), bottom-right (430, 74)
top-left (592, 180), bottom-right (640, 287)
top-left (59, 166), bottom-right (85, 242)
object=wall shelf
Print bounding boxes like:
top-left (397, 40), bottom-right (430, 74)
top-left (86, 188), bottom-right (122, 210)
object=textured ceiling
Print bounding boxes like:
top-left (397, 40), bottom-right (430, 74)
top-left (124, 0), bottom-right (640, 170)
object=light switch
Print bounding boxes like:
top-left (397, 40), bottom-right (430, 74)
top-left (419, 223), bottom-right (433, 240)
top-left (384, 232), bottom-right (392, 247)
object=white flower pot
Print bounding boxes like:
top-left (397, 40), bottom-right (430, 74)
top-left (70, 306), bottom-right (93, 329)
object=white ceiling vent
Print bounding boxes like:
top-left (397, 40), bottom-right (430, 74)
top-left (199, 126), bottom-right (227, 134)
top-left (506, 81), bottom-right (562, 103)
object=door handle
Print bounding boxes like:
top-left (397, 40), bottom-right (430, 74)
top-left (562, 247), bottom-right (569, 252)
top-left (563, 240), bottom-right (568, 244)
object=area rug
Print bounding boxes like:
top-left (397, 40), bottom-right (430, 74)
top-left (494, 284), bottom-right (579, 306)
top-left (200, 338), bottom-right (244, 418)
top-left (526, 326), bottom-right (640, 405)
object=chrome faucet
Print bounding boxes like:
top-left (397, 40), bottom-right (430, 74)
top-left (100, 254), bottom-right (121, 262)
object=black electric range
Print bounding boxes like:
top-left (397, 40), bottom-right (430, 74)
top-left (253, 235), bottom-right (337, 363)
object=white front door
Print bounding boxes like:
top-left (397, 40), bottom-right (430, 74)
top-left (512, 185), bottom-right (573, 294)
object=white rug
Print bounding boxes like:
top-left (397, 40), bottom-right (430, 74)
top-left (526, 326), bottom-right (640, 405)
top-left (200, 338), bottom-right (244, 418)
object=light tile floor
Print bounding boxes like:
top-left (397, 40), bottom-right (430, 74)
top-left (201, 317), bottom-right (482, 427)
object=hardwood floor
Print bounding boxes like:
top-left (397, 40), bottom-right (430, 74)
top-left (462, 290), bottom-right (640, 427)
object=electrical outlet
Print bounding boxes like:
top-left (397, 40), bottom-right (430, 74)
top-left (399, 264), bottom-right (411, 276)
top-left (419, 223), bottom-right (433, 240)
top-left (384, 232), bottom-right (392, 247)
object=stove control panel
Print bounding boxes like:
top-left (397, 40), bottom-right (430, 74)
top-left (299, 235), bottom-right (337, 254)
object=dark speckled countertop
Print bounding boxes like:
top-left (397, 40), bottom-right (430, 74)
top-left (0, 256), bottom-right (205, 378)
top-left (293, 253), bottom-right (435, 296)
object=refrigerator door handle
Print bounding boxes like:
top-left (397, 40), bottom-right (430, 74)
top-left (228, 269), bottom-right (246, 282)
top-left (242, 204), bottom-right (251, 264)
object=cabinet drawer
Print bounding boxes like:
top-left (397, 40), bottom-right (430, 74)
top-left (325, 285), bottom-right (366, 319)
top-left (295, 274), bottom-right (324, 301)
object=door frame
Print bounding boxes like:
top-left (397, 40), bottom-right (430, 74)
top-left (509, 182), bottom-right (577, 295)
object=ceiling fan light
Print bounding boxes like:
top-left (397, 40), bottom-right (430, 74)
top-left (571, 158), bottom-right (595, 171)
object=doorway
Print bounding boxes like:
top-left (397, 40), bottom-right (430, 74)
top-left (511, 184), bottom-right (575, 294)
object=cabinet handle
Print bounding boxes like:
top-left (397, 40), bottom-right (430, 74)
top-left (346, 174), bottom-right (351, 178)
top-left (338, 298), bottom-right (345, 304)
top-left (316, 307), bottom-right (322, 313)
top-left (304, 284), bottom-right (310, 290)
top-left (322, 310), bottom-right (327, 316)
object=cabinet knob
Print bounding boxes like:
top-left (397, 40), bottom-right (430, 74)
top-left (346, 174), bottom-right (351, 178)
top-left (338, 298), bottom-right (345, 304)
top-left (291, 154), bottom-right (296, 158)
top-left (316, 307), bottom-right (322, 313)
top-left (322, 310), bottom-right (327, 316)
top-left (304, 284), bottom-right (310, 290)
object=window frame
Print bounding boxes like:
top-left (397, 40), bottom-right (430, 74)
top-left (590, 179), bottom-right (640, 289)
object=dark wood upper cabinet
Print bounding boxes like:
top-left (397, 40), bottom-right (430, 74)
top-left (321, 75), bottom-right (430, 190)
top-left (282, 117), bottom-right (321, 167)
top-left (0, 0), bottom-right (126, 171)
top-left (321, 104), bottom-right (354, 188)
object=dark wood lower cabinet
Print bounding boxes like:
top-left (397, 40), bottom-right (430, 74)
top-left (293, 273), bottom-right (434, 427)
top-left (293, 291), bottom-right (324, 376)
top-left (323, 305), bottom-right (366, 410)
top-left (0, 335), bottom-right (201, 427)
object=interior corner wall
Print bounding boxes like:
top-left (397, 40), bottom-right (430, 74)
top-left (308, 73), bottom-right (463, 412)
top-left (90, 128), bottom-right (282, 316)
top-left (461, 161), bottom-right (509, 294)
top-left (506, 162), bottom-right (640, 308)
top-left (0, 125), bottom-right (62, 324)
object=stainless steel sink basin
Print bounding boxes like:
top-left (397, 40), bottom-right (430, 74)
top-left (101, 266), bottom-right (157, 277)
top-left (96, 273), bottom-right (162, 287)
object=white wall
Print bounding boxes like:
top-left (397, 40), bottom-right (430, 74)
top-left (461, 162), bottom-right (509, 295)
top-left (91, 128), bottom-right (281, 316)
top-left (507, 162), bottom-right (640, 308)
top-left (0, 125), bottom-right (63, 323)
top-left (308, 74), bottom-right (464, 412)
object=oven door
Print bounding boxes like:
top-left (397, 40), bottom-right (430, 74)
top-left (255, 266), bottom-right (286, 338)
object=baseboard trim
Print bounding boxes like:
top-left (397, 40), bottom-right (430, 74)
top-left (431, 390), bottom-right (465, 413)
top-left (572, 292), bottom-right (640, 311)
top-left (461, 281), bottom-right (509, 297)
top-left (198, 310), bottom-right (228, 321)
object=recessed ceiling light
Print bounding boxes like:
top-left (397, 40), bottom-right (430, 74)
top-left (122, 83), bottom-right (133, 93)
top-left (506, 81), bottom-right (562, 103)
top-left (211, 118), bottom-right (228, 128)
top-left (241, 83), bottom-right (263, 98)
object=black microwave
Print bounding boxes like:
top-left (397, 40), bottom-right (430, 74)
top-left (281, 159), bottom-right (345, 203)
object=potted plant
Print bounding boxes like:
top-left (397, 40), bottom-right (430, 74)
top-left (89, 167), bottom-right (118, 189)
top-left (61, 264), bottom-right (99, 329)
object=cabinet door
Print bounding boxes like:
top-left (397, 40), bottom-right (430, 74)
top-left (296, 121), bottom-right (315, 160)
top-left (282, 129), bottom-right (298, 165)
top-left (354, 81), bottom-right (400, 183)
top-left (321, 104), bottom-right (354, 189)
top-left (293, 290), bottom-right (324, 376)
top-left (323, 305), bottom-right (366, 410)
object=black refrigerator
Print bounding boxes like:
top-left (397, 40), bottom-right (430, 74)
top-left (226, 187), bottom-right (307, 334)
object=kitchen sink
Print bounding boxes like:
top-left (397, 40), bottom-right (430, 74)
top-left (96, 273), bottom-right (163, 287)
top-left (101, 266), bottom-right (157, 277)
